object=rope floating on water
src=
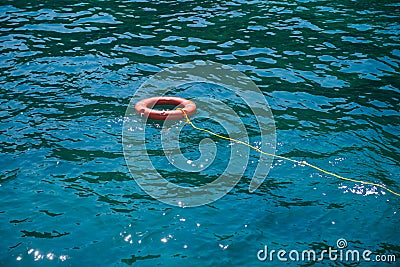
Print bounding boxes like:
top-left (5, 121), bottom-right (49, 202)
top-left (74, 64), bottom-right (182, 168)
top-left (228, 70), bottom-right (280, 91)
top-left (177, 108), bottom-right (400, 197)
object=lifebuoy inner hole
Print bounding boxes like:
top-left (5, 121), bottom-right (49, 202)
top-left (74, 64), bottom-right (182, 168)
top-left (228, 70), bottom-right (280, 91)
top-left (149, 104), bottom-right (181, 111)
top-left (148, 98), bottom-right (184, 111)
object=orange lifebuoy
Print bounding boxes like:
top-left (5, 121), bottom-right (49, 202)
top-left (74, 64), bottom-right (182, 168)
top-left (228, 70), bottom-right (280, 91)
top-left (135, 96), bottom-right (196, 120)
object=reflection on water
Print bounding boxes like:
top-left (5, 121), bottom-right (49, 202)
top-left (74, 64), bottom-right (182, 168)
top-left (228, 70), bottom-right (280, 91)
top-left (0, 0), bottom-right (399, 266)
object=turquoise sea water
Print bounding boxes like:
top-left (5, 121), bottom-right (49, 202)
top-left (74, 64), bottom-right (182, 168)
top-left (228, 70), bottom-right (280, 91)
top-left (1, 0), bottom-right (399, 266)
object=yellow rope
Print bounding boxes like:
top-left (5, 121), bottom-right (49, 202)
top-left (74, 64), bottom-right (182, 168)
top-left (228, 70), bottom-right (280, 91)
top-left (177, 108), bottom-right (400, 197)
